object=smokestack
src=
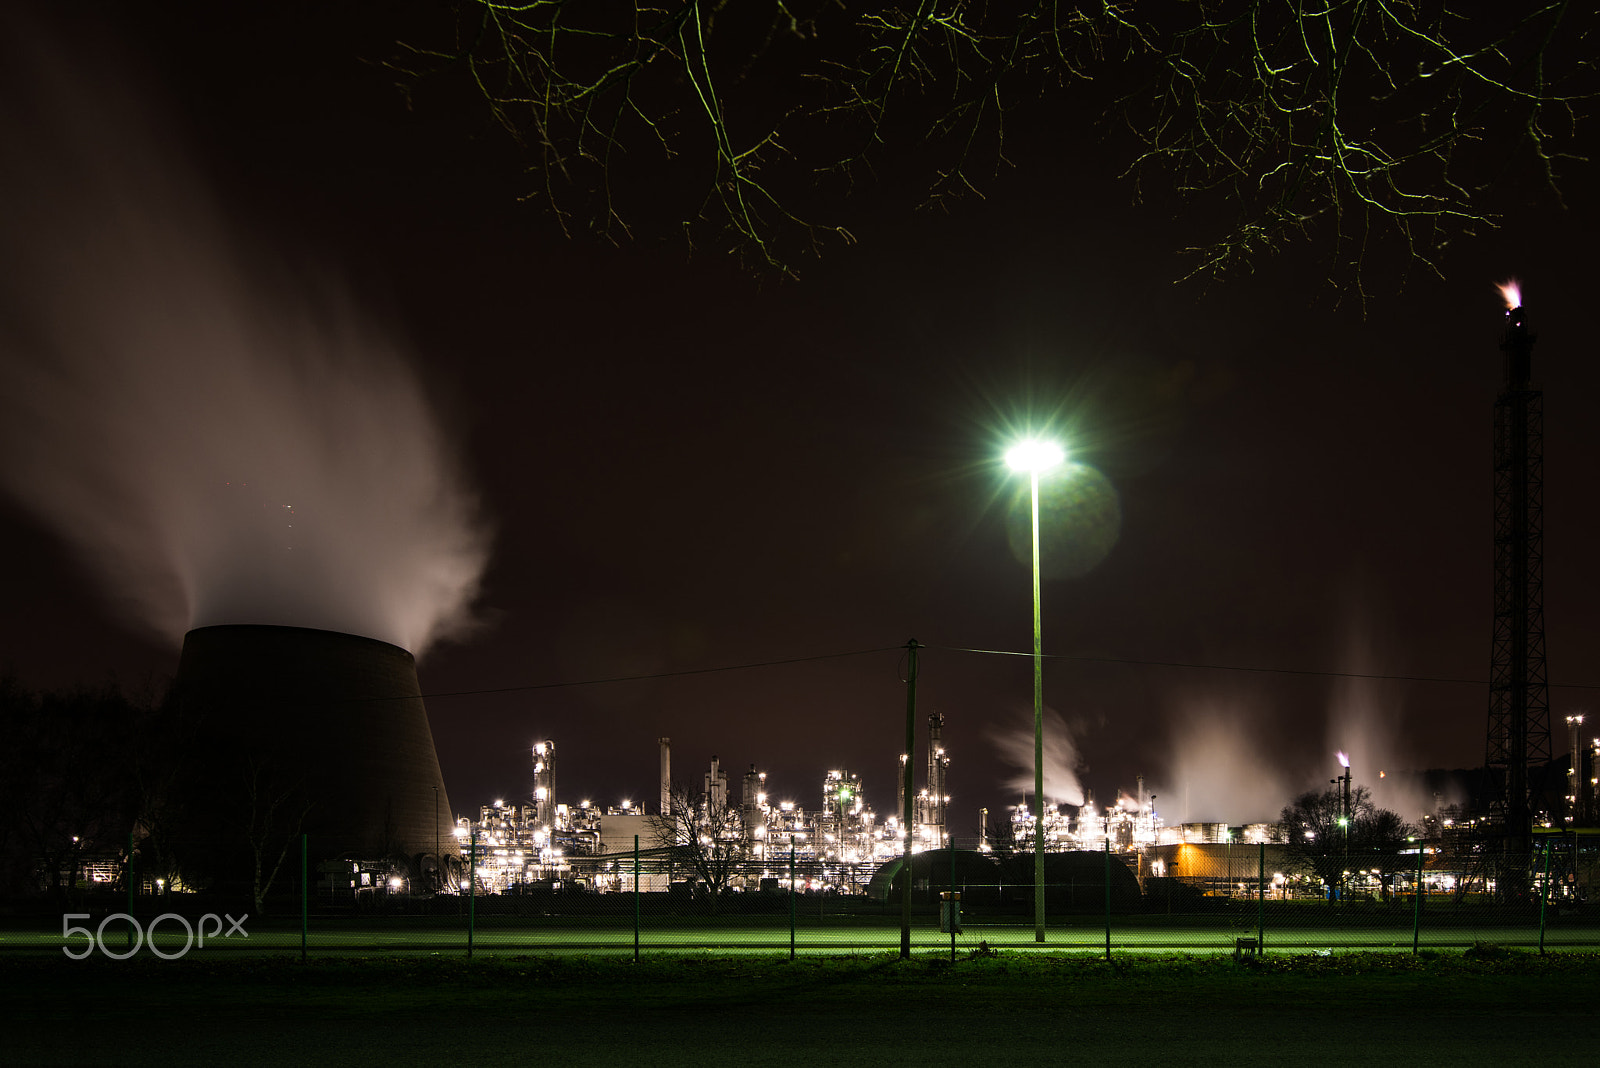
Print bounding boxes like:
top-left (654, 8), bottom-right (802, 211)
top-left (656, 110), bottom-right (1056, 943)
top-left (1502, 289), bottom-right (1533, 389)
top-left (171, 624), bottom-right (455, 890)
top-left (1485, 283), bottom-right (1551, 856)
top-left (705, 755), bottom-right (727, 811)
top-left (1343, 760), bottom-right (1352, 829)
top-left (658, 737), bottom-right (671, 815)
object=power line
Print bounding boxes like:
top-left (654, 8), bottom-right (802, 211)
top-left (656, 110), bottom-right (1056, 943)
top-left (420, 645), bottom-right (901, 700)
top-left (419, 641), bottom-right (1600, 701)
top-left (931, 644), bottom-right (1495, 687)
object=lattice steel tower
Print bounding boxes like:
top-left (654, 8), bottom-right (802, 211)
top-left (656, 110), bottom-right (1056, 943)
top-left (1485, 292), bottom-right (1551, 854)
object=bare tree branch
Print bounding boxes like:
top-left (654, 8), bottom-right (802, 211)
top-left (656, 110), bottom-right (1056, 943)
top-left (649, 781), bottom-right (748, 900)
top-left (243, 754), bottom-right (312, 913)
top-left (392, 2), bottom-right (1596, 288)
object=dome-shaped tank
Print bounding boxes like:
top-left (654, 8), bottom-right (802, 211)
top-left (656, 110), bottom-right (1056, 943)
top-left (866, 849), bottom-right (1000, 903)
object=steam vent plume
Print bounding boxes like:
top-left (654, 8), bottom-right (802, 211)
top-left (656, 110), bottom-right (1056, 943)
top-left (173, 624), bottom-right (456, 887)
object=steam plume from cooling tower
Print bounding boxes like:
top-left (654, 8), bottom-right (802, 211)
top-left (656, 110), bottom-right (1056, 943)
top-left (1325, 611), bottom-right (1448, 821)
top-left (1156, 697), bottom-right (1294, 824)
top-left (0, 31), bottom-right (489, 655)
top-left (990, 706), bottom-right (1087, 806)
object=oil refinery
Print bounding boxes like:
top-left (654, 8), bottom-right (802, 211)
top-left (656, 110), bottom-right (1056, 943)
top-left (433, 716), bottom-right (1328, 898)
top-left (450, 740), bottom-right (920, 895)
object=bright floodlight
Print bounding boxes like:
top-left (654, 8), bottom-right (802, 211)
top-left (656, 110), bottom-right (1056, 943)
top-left (1005, 439), bottom-right (1065, 473)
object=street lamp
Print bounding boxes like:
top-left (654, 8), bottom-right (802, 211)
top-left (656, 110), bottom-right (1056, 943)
top-left (1006, 437), bottom-right (1065, 943)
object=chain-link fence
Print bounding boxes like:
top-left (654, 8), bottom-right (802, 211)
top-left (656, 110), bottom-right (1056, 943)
top-left (15, 834), bottom-right (1600, 960)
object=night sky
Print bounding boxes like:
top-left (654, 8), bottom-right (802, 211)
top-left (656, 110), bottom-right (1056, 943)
top-left (1, 3), bottom-right (1596, 833)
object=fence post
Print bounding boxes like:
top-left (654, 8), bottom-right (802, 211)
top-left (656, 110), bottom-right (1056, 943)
top-left (127, 831), bottom-right (135, 951)
top-left (301, 833), bottom-right (308, 962)
top-left (1104, 838), bottom-right (1112, 962)
top-left (1538, 839), bottom-right (1551, 956)
top-left (1257, 842), bottom-right (1265, 954)
top-left (633, 835), bottom-right (641, 963)
top-left (467, 829), bottom-right (477, 959)
top-left (1411, 843), bottom-right (1424, 955)
top-left (789, 836), bottom-right (796, 961)
top-left (949, 842), bottom-right (958, 962)
top-left (900, 639), bottom-right (919, 960)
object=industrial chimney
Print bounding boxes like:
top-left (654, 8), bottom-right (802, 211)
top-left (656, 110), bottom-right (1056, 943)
top-left (658, 737), bottom-right (671, 815)
top-left (1484, 284), bottom-right (1552, 856)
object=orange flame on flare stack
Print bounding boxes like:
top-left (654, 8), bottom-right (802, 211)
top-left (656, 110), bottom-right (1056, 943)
top-left (1337, 751), bottom-right (1350, 769)
top-left (1497, 279), bottom-right (1522, 310)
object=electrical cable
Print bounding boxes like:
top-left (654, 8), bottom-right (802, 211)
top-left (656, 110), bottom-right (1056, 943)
top-left (420, 640), bottom-right (1600, 701)
top-left (928, 644), bottom-right (1498, 688)
top-left (420, 645), bottom-right (902, 700)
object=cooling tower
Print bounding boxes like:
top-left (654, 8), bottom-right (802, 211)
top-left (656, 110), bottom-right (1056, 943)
top-left (171, 624), bottom-right (456, 889)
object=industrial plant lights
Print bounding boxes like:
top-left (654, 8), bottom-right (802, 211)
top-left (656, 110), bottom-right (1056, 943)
top-left (1006, 437), bottom-right (1065, 944)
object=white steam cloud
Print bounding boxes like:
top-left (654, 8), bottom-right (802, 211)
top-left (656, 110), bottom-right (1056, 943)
top-left (1325, 617), bottom-right (1453, 822)
top-left (0, 34), bottom-right (489, 656)
top-left (1155, 697), bottom-right (1295, 824)
top-left (990, 706), bottom-right (1087, 806)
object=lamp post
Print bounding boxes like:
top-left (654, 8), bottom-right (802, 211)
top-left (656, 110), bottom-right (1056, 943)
top-left (1006, 437), bottom-right (1064, 943)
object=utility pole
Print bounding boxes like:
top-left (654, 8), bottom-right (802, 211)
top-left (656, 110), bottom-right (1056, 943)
top-left (901, 639), bottom-right (919, 960)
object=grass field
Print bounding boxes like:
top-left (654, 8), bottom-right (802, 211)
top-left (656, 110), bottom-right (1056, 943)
top-left (5, 947), bottom-right (1599, 1066)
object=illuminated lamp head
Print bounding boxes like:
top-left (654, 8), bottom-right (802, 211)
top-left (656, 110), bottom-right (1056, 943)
top-left (1005, 439), bottom-right (1066, 473)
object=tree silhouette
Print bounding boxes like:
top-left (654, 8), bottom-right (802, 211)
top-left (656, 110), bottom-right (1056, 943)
top-left (0, 676), bottom-right (152, 900)
top-left (649, 782), bottom-right (748, 902)
top-left (1280, 784), bottom-right (1414, 899)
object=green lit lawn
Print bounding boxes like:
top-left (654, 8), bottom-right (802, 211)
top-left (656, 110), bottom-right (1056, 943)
top-left (4, 911), bottom-right (1596, 957)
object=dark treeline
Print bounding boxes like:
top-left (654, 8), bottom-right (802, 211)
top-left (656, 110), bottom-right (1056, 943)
top-left (0, 673), bottom-right (173, 902)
